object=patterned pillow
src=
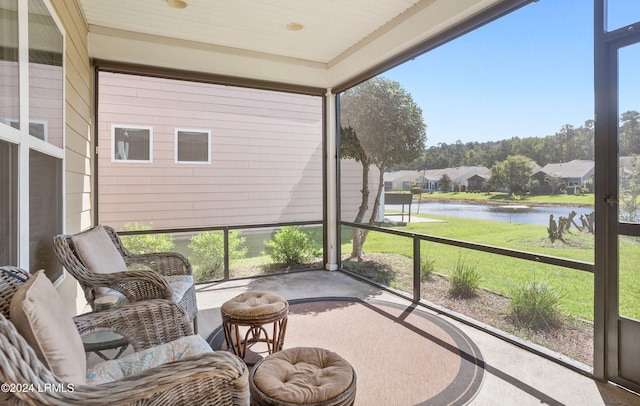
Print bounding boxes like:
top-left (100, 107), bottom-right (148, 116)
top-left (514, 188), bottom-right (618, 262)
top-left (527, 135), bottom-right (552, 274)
top-left (164, 275), bottom-right (194, 302)
top-left (86, 335), bottom-right (211, 385)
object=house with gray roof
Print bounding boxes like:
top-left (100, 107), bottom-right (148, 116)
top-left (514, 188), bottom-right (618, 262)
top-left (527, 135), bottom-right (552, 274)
top-left (531, 159), bottom-right (594, 194)
top-left (537, 159), bottom-right (595, 187)
top-left (422, 166), bottom-right (491, 192)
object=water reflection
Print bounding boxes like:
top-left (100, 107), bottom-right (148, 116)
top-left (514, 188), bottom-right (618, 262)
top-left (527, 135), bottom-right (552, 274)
top-left (387, 202), bottom-right (594, 226)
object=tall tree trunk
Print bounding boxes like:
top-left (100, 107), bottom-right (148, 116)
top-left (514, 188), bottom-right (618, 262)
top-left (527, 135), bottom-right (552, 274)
top-left (350, 162), bottom-right (370, 260)
top-left (354, 165), bottom-right (386, 257)
top-left (367, 166), bottom-right (386, 225)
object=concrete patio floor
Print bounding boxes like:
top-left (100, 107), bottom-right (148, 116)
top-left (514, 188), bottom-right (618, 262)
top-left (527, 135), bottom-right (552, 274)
top-left (195, 270), bottom-right (640, 406)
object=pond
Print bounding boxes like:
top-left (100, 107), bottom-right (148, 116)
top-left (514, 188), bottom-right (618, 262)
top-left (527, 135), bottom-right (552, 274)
top-left (386, 201), bottom-right (594, 226)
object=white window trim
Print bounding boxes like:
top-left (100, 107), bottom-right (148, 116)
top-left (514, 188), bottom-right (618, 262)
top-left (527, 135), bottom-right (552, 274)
top-left (174, 128), bottom-right (211, 164)
top-left (111, 124), bottom-right (153, 163)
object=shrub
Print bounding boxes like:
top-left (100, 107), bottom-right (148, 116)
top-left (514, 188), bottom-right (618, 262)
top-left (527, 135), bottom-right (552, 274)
top-left (265, 226), bottom-right (321, 266)
top-left (448, 258), bottom-right (481, 298)
top-left (420, 256), bottom-right (436, 281)
top-left (188, 231), bottom-right (247, 282)
top-left (508, 280), bottom-right (563, 330)
top-left (120, 223), bottom-right (174, 254)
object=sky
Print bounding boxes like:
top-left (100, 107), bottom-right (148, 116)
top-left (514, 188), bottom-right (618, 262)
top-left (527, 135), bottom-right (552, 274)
top-left (382, 0), bottom-right (640, 148)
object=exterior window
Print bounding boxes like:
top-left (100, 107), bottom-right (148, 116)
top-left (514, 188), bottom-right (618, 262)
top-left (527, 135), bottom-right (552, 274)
top-left (29, 0), bottom-right (63, 148)
top-left (29, 149), bottom-right (62, 281)
top-left (112, 125), bottom-right (153, 162)
top-left (0, 1), bottom-right (19, 130)
top-left (0, 140), bottom-right (17, 265)
top-left (176, 129), bottom-right (210, 163)
top-left (8, 120), bottom-right (47, 141)
top-left (0, 0), bottom-right (64, 282)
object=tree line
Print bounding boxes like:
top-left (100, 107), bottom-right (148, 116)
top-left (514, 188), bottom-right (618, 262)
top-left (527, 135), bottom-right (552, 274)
top-left (396, 110), bottom-right (640, 170)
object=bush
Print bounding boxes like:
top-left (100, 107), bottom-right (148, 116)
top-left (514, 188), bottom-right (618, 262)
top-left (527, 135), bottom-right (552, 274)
top-left (265, 226), bottom-right (321, 266)
top-left (449, 258), bottom-right (481, 298)
top-left (188, 231), bottom-right (247, 282)
top-left (120, 223), bottom-right (174, 254)
top-left (508, 280), bottom-right (563, 330)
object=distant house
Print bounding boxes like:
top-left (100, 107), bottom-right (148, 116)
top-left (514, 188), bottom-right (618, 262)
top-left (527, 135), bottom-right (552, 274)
top-left (534, 160), bottom-right (595, 192)
top-left (423, 166), bottom-right (490, 192)
top-left (385, 166), bottom-right (490, 192)
top-left (467, 174), bottom-right (488, 191)
top-left (383, 170), bottom-right (423, 191)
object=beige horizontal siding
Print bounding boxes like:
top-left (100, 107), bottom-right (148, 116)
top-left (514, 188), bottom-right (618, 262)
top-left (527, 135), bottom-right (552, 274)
top-left (98, 73), bottom-right (326, 230)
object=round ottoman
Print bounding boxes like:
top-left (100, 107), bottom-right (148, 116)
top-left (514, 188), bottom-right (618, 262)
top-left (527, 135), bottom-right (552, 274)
top-left (221, 291), bottom-right (289, 363)
top-left (250, 347), bottom-right (357, 406)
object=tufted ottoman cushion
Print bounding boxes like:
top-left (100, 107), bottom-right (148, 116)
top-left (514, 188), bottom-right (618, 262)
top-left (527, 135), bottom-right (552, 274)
top-left (250, 347), bottom-right (356, 406)
top-left (222, 291), bottom-right (288, 319)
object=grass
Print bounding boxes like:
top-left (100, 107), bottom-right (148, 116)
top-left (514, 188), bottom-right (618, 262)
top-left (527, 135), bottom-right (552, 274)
top-left (342, 214), bottom-right (640, 321)
top-left (415, 191), bottom-right (595, 206)
top-left (449, 257), bottom-right (481, 298)
top-left (145, 212), bottom-right (638, 321)
top-left (508, 279), bottom-right (564, 330)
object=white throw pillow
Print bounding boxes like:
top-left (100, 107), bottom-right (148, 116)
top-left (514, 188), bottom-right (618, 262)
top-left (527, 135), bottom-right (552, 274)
top-left (10, 270), bottom-right (87, 384)
top-left (71, 225), bottom-right (127, 274)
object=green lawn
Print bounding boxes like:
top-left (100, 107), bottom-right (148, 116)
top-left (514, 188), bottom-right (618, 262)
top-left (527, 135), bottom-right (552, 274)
top-left (412, 191), bottom-right (595, 206)
top-left (342, 214), bottom-right (640, 321)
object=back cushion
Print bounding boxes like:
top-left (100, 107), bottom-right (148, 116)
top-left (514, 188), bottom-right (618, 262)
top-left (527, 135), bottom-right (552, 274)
top-left (10, 270), bottom-right (87, 384)
top-left (71, 225), bottom-right (127, 274)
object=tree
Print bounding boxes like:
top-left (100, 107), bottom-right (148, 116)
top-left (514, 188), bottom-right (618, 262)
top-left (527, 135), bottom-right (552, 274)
top-left (544, 172), bottom-right (565, 195)
top-left (340, 77), bottom-right (427, 259)
top-left (439, 173), bottom-right (452, 192)
top-left (620, 155), bottom-right (640, 223)
top-left (490, 155), bottom-right (534, 196)
top-left (620, 111), bottom-right (640, 156)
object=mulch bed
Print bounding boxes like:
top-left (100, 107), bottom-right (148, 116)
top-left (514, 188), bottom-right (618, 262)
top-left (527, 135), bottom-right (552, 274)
top-left (343, 253), bottom-right (593, 367)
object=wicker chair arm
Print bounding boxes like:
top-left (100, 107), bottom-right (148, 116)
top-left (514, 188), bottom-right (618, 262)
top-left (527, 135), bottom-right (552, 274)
top-left (125, 251), bottom-right (193, 277)
top-left (73, 299), bottom-right (193, 352)
top-left (52, 235), bottom-right (171, 303)
top-left (0, 267), bottom-right (31, 318)
top-left (83, 270), bottom-right (173, 304)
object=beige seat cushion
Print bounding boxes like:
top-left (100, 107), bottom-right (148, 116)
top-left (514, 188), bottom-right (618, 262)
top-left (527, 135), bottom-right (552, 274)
top-left (253, 347), bottom-right (354, 404)
top-left (10, 270), bottom-right (87, 384)
top-left (222, 291), bottom-right (287, 318)
top-left (71, 225), bottom-right (127, 274)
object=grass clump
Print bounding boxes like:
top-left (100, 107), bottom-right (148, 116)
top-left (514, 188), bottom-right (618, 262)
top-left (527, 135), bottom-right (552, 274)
top-left (420, 256), bottom-right (436, 281)
top-left (508, 280), bottom-right (563, 330)
top-left (448, 257), bottom-right (481, 298)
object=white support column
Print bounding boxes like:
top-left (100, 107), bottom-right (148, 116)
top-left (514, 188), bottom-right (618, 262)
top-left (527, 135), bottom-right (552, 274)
top-left (17, 0), bottom-right (30, 268)
top-left (325, 89), bottom-right (338, 271)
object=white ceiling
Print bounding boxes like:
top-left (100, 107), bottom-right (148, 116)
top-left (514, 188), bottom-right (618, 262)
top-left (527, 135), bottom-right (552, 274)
top-left (77, 0), bottom-right (500, 88)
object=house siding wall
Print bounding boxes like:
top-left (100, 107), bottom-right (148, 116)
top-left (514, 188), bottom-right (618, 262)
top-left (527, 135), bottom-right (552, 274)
top-left (97, 73), bottom-right (325, 230)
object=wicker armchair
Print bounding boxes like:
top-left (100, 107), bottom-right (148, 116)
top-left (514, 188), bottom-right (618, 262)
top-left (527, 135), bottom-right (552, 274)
top-left (0, 266), bottom-right (249, 406)
top-left (53, 225), bottom-right (198, 332)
